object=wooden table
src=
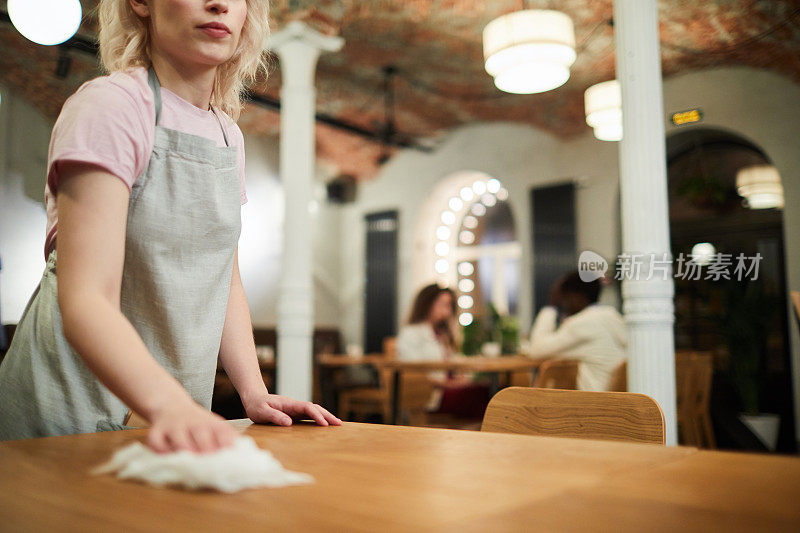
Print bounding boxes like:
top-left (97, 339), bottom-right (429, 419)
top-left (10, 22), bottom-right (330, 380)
top-left (2, 422), bottom-right (798, 531)
top-left (380, 356), bottom-right (545, 424)
top-left (316, 354), bottom-right (387, 368)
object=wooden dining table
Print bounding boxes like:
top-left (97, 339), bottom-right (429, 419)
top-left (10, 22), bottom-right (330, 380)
top-left (380, 356), bottom-right (545, 424)
top-left (1, 421), bottom-right (798, 531)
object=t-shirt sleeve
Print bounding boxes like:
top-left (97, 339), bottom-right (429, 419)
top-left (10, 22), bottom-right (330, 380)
top-left (232, 123), bottom-right (247, 205)
top-left (46, 79), bottom-right (152, 194)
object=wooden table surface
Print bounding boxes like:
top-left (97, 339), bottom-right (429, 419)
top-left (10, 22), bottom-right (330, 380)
top-left (316, 355), bottom-right (544, 372)
top-left (2, 421), bottom-right (798, 532)
top-left (316, 354), bottom-right (388, 367)
top-left (379, 355), bottom-right (544, 372)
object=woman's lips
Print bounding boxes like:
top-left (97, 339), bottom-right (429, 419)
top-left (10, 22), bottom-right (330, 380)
top-left (198, 26), bottom-right (230, 39)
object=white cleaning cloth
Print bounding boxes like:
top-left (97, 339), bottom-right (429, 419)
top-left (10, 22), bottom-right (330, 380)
top-left (92, 436), bottom-right (313, 493)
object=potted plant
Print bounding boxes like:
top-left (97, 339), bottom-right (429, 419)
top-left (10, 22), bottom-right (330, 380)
top-left (460, 304), bottom-right (519, 357)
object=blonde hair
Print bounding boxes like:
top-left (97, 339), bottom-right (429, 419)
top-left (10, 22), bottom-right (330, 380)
top-left (98, 0), bottom-right (271, 121)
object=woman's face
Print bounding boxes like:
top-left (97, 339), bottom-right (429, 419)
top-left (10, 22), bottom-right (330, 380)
top-left (429, 292), bottom-right (454, 324)
top-left (132, 0), bottom-right (248, 68)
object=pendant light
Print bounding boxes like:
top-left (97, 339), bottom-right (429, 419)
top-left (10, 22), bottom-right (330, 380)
top-left (8, 0), bottom-right (82, 46)
top-left (483, 9), bottom-right (576, 94)
top-left (585, 80), bottom-right (622, 141)
top-left (736, 165), bottom-right (784, 209)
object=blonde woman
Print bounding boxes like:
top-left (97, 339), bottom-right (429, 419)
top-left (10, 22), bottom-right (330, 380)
top-left (0, 0), bottom-right (339, 450)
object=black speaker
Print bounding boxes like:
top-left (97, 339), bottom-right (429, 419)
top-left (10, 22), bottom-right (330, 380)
top-left (326, 174), bottom-right (357, 204)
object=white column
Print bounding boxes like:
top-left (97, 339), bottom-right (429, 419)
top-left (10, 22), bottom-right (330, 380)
top-left (269, 22), bottom-right (343, 401)
top-left (614, 0), bottom-right (678, 444)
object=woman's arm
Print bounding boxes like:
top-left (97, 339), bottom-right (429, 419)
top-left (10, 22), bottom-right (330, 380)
top-left (217, 248), bottom-right (268, 404)
top-left (56, 163), bottom-right (236, 453)
top-left (527, 307), bottom-right (584, 359)
top-left (218, 250), bottom-right (340, 427)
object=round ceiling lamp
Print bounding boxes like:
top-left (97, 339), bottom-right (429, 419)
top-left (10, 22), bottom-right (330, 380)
top-left (483, 9), bottom-right (576, 94)
top-left (735, 165), bottom-right (784, 209)
top-left (8, 0), bottom-right (82, 46)
top-left (585, 80), bottom-right (622, 141)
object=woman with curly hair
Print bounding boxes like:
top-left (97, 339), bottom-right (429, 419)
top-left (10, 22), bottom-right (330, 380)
top-left (0, 0), bottom-right (339, 450)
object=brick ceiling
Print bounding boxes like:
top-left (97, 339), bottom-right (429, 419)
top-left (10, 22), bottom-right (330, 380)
top-left (1, 0), bottom-right (799, 180)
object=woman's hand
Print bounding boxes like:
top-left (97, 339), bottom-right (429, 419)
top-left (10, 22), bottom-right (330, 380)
top-left (244, 393), bottom-right (341, 427)
top-left (146, 401), bottom-right (237, 454)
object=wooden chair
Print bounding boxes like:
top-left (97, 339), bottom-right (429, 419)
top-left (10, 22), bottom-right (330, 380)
top-left (532, 359), bottom-right (578, 389)
top-left (608, 360), bottom-right (627, 392)
top-left (481, 387), bottom-right (665, 445)
top-left (397, 373), bottom-right (437, 426)
top-left (338, 337), bottom-right (397, 423)
top-left (606, 353), bottom-right (715, 447)
top-left (123, 410), bottom-right (149, 428)
top-left (508, 371), bottom-right (533, 387)
top-left (692, 353), bottom-right (715, 448)
top-left (675, 351), bottom-right (715, 448)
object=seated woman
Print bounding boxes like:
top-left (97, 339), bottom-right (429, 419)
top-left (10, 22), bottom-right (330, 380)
top-left (397, 284), bottom-right (489, 419)
top-left (527, 272), bottom-right (627, 391)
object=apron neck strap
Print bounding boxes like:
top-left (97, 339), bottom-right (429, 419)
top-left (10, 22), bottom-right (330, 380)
top-left (147, 65), bottom-right (230, 148)
top-left (147, 66), bottom-right (163, 126)
top-left (210, 106), bottom-right (231, 147)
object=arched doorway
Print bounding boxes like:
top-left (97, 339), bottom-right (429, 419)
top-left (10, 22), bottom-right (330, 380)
top-left (414, 171), bottom-right (521, 354)
top-left (667, 127), bottom-right (795, 452)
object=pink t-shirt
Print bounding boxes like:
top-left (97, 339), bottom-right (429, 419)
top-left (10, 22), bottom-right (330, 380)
top-left (43, 66), bottom-right (247, 258)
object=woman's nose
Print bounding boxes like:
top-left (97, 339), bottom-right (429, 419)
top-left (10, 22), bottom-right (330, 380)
top-left (207, 0), bottom-right (229, 14)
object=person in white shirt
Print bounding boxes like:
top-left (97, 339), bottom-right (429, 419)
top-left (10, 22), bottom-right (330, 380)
top-left (397, 284), bottom-right (459, 371)
top-left (397, 284), bottom-right (488, 418)
top-left (528, 272), bottom-right (627, 391)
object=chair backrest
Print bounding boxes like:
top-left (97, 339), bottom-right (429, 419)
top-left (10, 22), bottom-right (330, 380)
top-left (375, 337), bottom-right (398, 388)
top-left (382, 337), bottom-right (397, 359)
top-left (396, 372), bottom-right (436, 425)
top-left (481, 387), bottom-right (665, 445)
top-left (533, 359), bottom-right (578, 389)
top-left (608, 360), bottom-right (627, 392)
top-left (675, 351), bottom-right (715, 447)
top-left (123, 410), bottom-right (149, 428)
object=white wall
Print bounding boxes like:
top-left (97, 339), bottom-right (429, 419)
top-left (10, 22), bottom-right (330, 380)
top-left (0, 87), bottom-right (50, 324)
top-left (236, 132), bottom-right (342, 329)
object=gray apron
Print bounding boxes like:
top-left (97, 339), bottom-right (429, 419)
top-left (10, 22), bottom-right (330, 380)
top-left (0, 67), bottom-right (241, 440)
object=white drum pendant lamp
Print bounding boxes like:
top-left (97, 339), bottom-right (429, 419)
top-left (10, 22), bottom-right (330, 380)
top-left (483, 10), bottom-right (577, 94)
top-left (585, 79), bottom-right (622, 141)
top-left (736, 165), bottom-right (784, 209)
top-left (8, 0), bottom-right (82, 46)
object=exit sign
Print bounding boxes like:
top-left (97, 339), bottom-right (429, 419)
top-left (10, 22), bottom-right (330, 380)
top-left (671, 108), bottom-right (703, 126)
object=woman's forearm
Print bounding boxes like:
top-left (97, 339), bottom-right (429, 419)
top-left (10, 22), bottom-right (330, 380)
top-left (60, 293), bottom-right (195, 422)
top-left (218, 251), bottom-right (268, 407)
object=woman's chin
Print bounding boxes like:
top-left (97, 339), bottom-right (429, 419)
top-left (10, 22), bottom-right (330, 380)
top-left (180, 48), bottom-right (237, 69)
